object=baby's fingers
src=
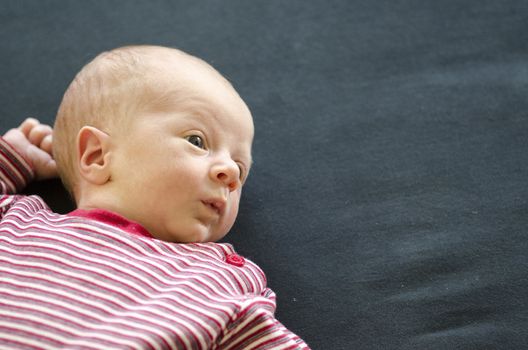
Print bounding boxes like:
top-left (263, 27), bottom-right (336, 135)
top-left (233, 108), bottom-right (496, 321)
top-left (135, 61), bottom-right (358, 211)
top-left (19, 118), bottom-right (40, 137)
top-left (26, 145), bottom-right (58, 180)
top-left (35, 157), bottom-right (58, 180)
top-left (28, 124), bottom-right (53, 152)
top-left (40, 134), bottom-right (53, 154)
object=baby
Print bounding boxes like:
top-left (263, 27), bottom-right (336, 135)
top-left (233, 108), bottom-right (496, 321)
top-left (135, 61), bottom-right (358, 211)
top-left (0, 45), bottom-right (309, 349)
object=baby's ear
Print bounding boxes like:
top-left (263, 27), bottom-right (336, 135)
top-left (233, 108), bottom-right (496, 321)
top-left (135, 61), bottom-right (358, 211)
top-left (76, 126), bottom-right (112, 185)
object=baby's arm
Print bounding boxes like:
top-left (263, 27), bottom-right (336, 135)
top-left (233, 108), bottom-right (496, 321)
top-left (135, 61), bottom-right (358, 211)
top-left (1, 118), bottom-right (57, 194)
top-left (217, 290), bottom-right (310, 349)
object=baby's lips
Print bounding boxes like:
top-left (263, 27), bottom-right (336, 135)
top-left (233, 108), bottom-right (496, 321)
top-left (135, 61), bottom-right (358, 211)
top-left (202, 197), bottom-right (226, 215)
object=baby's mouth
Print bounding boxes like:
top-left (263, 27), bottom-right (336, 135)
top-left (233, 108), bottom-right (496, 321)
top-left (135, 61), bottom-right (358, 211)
top-left (201, 198), bottom-right (226, 216)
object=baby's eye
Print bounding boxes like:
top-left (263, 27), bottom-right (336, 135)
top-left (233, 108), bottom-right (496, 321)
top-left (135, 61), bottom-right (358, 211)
top-left (237, 164), bottom-right (246, 182)
top-left (185, 135), bottom-right (205, 149)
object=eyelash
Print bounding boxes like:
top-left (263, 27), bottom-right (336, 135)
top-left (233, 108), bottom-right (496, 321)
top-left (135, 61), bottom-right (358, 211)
top-left (185, 134), bottom-right (247, 182)
top-left (237, 164), bottom-right (245, 182)
top-left (185, 135), bottom-right (206, 149)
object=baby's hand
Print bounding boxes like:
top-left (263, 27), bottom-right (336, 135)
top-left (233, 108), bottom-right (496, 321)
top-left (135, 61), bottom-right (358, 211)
top-left (3, 118), bottom-right (58, 180)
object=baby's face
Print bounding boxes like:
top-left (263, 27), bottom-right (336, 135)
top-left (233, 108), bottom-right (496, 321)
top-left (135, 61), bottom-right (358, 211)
top-left (107, 58), bottom-right (253, 242)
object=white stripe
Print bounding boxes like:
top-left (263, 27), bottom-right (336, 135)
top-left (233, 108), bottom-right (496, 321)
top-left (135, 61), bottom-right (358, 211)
top-left (0, 196), bottom-right (16, 209)
top-left (183, 243), bottom-right (265, 295)
top-left (245, 331), bottom-right (286, 350)
top-left (0, 245), bottom-right (211, 347)
top-left (0, 224), bottom-right (237, 314)
top-left (270, 343), bottom-right (300, 350)
top-left (0, 287), bottom-right (162, 350)
top-left (221, 300), bottom-right (278, 350)
top-left (0, 302), bottom-right (146, 349)
top-left (2, 217), bottom-right (251, 300)
top-left (0, 199), bottom-right (274, 350)
top-left (0, 154), bottom-right (18, 193)
top-left (0, 263), bottom-right (194, 349)
top-left (0, 330), bottom-right (55, 350)
top-left (0, 139), bottom-right (32, 170)
top-left (0, 276), bottom-right (180, 348)
top-left (161, 243), bottom-right (242, 293)
top-left (0, 229), bottom-right (234, 313)
top-left (0, 318), bottom-right (122, 350)
top-left (220, 309), bottom-right (265, 349)
top-left (0, 227), bottom-right (236, 320)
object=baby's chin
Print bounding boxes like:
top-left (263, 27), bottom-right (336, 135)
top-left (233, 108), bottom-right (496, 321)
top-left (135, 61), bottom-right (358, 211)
top-left (153, 223), bottom-right (227, 243)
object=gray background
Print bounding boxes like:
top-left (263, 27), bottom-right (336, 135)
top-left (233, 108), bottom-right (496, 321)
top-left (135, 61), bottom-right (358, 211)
top-left (1, 1), bottom-right (527, 348)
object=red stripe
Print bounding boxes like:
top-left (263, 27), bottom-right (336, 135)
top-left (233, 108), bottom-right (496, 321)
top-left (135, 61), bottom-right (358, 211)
top-left (0, 335), bottom-right (43, 350)
top-left (0, 227), bottom-right (220, 345)
top-left (0, 272), bottom-right (178, 349)
top-left (0, 282), bottom-right (169, 347)
top-left (0, 194), bottom-right (310, 349)
top-left (0, 326), bottom-right (61, 349)
top-left (0, 255), bottom-right (206, 346)
top-left (0, 148), bottom-right (31, 190)
top-left (1, 219), bottom-right (235, 307)
top-left (0, 138), bottom-right (33, 176)
top-left (0, 317), bottom-right (72, 345)
top-left (0, 300), bottom-right (145, 349)
top-left (1, 219), bottom-right (239, 317)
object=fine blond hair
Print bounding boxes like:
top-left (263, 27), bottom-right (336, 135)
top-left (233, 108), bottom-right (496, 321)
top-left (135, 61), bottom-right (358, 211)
top-left (53, 45), bottom-right (209, 201)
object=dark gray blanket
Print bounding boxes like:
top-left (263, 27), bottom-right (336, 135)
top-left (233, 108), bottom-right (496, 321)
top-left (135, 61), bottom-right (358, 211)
top-left (1, 1), bottom-right (527, 349)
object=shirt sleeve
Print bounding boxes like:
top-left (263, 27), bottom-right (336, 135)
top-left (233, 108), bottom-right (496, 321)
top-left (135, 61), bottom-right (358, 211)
top-left (216, 289), bottom-right (311, 350)
top-left (0, 137), bottom-right (34, 194)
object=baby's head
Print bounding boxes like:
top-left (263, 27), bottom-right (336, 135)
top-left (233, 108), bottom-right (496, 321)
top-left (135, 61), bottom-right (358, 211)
top-left (53, 45), bottom-right (254, 242)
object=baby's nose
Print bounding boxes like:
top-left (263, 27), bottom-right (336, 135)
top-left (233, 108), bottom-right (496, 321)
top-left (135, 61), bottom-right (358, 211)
top-left (211, 161), bottom-right (240, 191)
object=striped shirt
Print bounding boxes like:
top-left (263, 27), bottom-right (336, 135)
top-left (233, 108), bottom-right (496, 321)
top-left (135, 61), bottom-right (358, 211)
top-left (0, 137), bottom-right (310, 350)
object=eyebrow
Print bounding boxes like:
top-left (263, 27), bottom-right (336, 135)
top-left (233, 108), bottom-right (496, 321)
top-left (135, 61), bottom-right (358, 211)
top-left (178, 107), bottom-right (254, 166)
top-left (154, 91), bottom-right (253, 163)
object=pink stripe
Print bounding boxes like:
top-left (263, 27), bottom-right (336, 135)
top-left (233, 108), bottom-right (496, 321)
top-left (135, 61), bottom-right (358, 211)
top-left (0, 195), bottom-right (13, 207)
top-left (221, 300), bottom-right (281, 348)
top-left (0, 288), bottom-right (169, 350)
top-left (1, 220), bottom-right (236, 308)
top-left (0, 163), bottom-right (17, 193)
top-left (0, 299), bottom-right (147, 349)
top-left (140, 242), bottom-right (236, 285)
top-left (234, 324), bottom-right (277, 349)
top-left (0, 236), bottom-right (210, 345)
top-left (0, 324), bottom-right (62, 348)
top-left (2, 217), bottom-right (247, 296)
top-left (0, 313), bottom-right (76, 342)
top-left (0, 253), bottom-right (137, 308)
top-left (0, 248), bottom-right (213, 341)
top-left (0, 194), bottom-right (308, 349)
top-left (0, 272), bottom-right (179, 349)
top-left (0, 138), bottom-right (33, 175)
top-left (177, 244), bottom-right (246, 293)
top-left (1, 231), bottom-right (248, 336)
top-left (252, 333), bottom-right (298, 350)
top-left (0, 150), bottom-right (28, 190)
top-left (0, 220), bottom-right (239, 317)
top-left (0, 336), bottom-right (43, 350)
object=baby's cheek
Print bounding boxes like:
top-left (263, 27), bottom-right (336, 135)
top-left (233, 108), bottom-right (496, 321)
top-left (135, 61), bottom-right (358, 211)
top-left (230, 192), bottom-right (241, 214)
top-left (216, 197), bottom-right (240, 239)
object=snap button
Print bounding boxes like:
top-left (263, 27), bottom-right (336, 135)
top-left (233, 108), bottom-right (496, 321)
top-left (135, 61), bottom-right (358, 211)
top-left (226, 253), bottom-right (245, 267)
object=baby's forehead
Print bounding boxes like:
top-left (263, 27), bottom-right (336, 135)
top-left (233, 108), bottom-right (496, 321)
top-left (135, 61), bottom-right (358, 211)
top-left (143, 49), bottom-right (215, 77)
top-left (137, 59), bottom-right (241, 109)
top-left (89, 46), bottom-right (251, 133)
top-left (92, 47), bottom-right (213, 89)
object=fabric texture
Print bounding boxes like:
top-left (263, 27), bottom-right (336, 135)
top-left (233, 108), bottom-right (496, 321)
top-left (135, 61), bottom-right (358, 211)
top-left (0, 138), bottom-right (309, 350)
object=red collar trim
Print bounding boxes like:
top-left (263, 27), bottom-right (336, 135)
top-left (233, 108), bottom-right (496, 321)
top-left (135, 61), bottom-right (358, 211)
top-left (68, 209), bottom-right (153, 238)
